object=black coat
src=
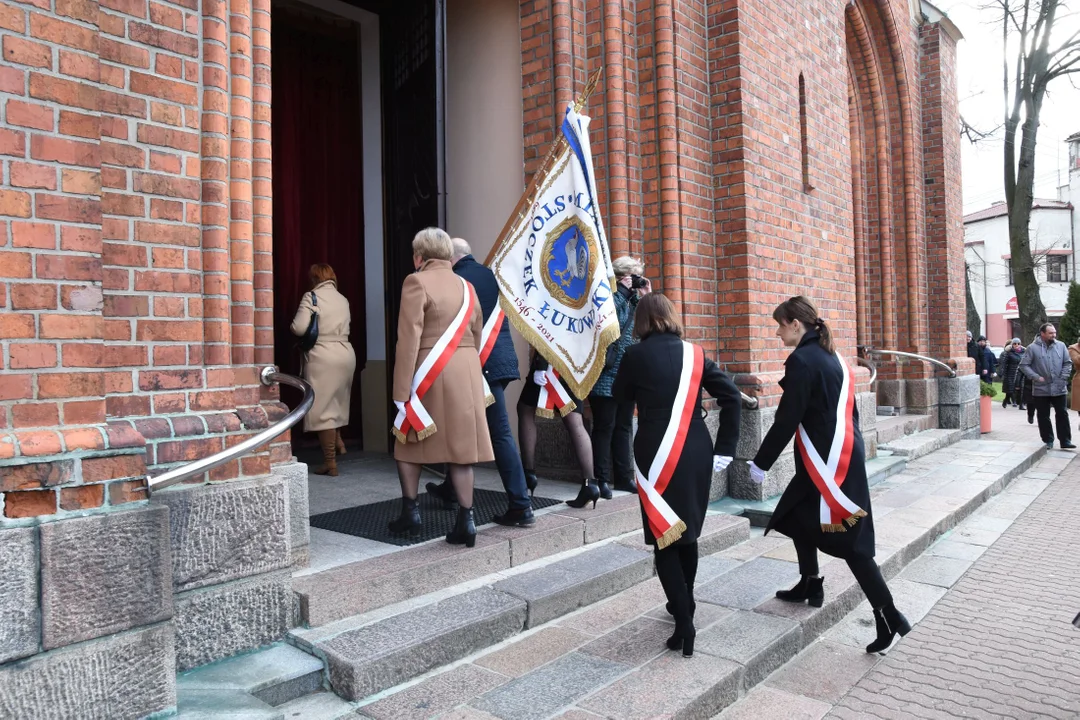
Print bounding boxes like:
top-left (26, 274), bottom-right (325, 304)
top-left (752, 331), bottom-right (875, 560)
top-left (975, 345), bottom-right (996, 380)
top-left (613, 332), bottom-right (742, 546)
top-left (453, 255), bottom-right (519, 383)
top-left (997, 348), bottom-right (1023, 390)
top-left (967, 340), bottom-right (979, 362)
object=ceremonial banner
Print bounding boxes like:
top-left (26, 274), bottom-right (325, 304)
top-left (489, 97), bottom-right (619, 399)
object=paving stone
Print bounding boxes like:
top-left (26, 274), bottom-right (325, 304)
top-left (558, 576), bottom-right (668, 635)
top-left (175, 689), bottom-right (281, 719)
top-left (828, 579), bottom-right (947, 652)
top-left (363, 664), bottom-right (508, 720)
top-left (40, 504), bottom-right (173, 649)
top-left (579, 616), bottom-right (675, 667)
top-left (765, 640), bottom-right (881, 704)
top-left (173, 570), bottom-right (292, 671)
top-left (319, 587), bottom-right (526, 700)
top-left (696, 554), bottom-right (744, 583)
top-left (435, 708), bottom-right (502, 720)
top-left (479, 513), bottom-right (584, 566)
top-left (278, 691), bottom-right (356, 720)
top-left (578, 651), bottom-right (742, 719)
top-left (472, 651), bottom-right (629, 720)
top-left (696, 610), bottom-right (803, 689)
top-left (718, 685), bottom-right (831, 720)
top-left (898, 555), bottom-right (973, 588)
top-left (177, 642), bottom-right (323, 707)
top-left (294, 533), bottom-right (511, 626)
top-left (474, 626), bottom-right (592, 677)
top-left (552, 494), bottom-right (642, 543)
top-left (0, 526), bottom-right (39, 663)
top-left (156, 475), bottom-right (291, 592)
top-left (493, 543), bottom-right (652, 627)
top-left (925, 537), bottom-right (988, 561)
top-left (695, 557), bottom-right (800, 610)
top-left (0, 623), bottom-right (176, 719)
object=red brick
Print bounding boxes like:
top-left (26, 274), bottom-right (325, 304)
top-left (82, 453), bottom-right (146, 482)
top-left (9, 343), bottom-right (57, 369)
top-left (36, 255), bottom-right (102, 282)
top-left (3, 488), bottom-right (57, 517)
top-left (138, 369), bottom-right (202, 391)
top-left (129, 22), bottom-right (198, 57)
top-left (98, 90), bottom-right (145, 118)
top-left (11, 221), bottom-right (55, 249)
top-left (108, 479), bottom-right (147, 505)
top-left (0, 251), bottom-right (32, 278)
top-left (64, 399), bottom-right (106, 424)
top-left (62, 428), bottom-right (106, 451)
top-left (100, 0), bottom-right (146, 18)
top-left (6, 99), bottom-right (53, 130)
top-left (134, 270), bottom-right (199, 293)
top-left (149, 102), bottom-right (183, 126)
top-left (0, 314), bottom-right (34, 338)
top-left (101, 115), bottom-right (128, 140)
top-left (40, 314), bottom-right (103, 339)
top-left (60, 225), bottom-right (102, 253)
top-left (155, 53), bottom-right (182, 78)
top-left (151, 247), bottom-right (185, 269)
top-left (106, 394), bottom-right (150, 417)
top-left (29, 13), bottom-right (97, 53)
top-left (0, 66), bottom-right (25, 95)
top-left (0, 189), bottom-right (32, 217)
top-left (103, 293), bottom-right (149, 316)
top-left (133, 171), bottom-right (199, 199)
top-left (101, 140), bottom-right (144, 167)
top-left (11, 283), bottom-right (56, 309)
top-left (0, 374), bottom-right (33, 400)
top-left (60, 342), bottom-right (102, 367)
top-left (0, 4), bottom-right (26, 32)
top-left (0, 459), bottom-right (74, 491)
top-left (103, 317), bottom-right (131, 339)
top-left (153, 345), bottom-right (186, 366)
top-left (148, 151), bottom-right (181, 174)
top-left (148, 1), bottom-right (183, 29)
top-left (102, 371), bottom-right (131, 394)
top-left (12, 402), bottom-right (59, 428)
top-left (38, 372), bottom-right (104, 399)
top-left (36, 194), bottom-right (101, 223)
top-left (58, 110), bottom-right (100, 139)
top-left (150, 198), bottom-right (183, 220)
top-left (99, 63), bottom-right (124, 89)
top-left (103, 242), bottom-right (147, 267)
top-left (156, 436), bottom-right (222, 464)
top-left (136, 319), bottom-right (200, 341)
top-left (101, 166), bottom-right (127, 189)
top-left (9, 161), bottom-right (55, 189)
top-left (134, 221), bottom-right (200, 246)
top-left (60, 483), bottom-right (105, 510)
top-left (61, 168), bottom-right (100, 195)
top-left (152, 392), bottom-right (185, 413)
top-left (58, 50), bottom-right (98, 82)
top-left (30, 134), bottom-right (99, 167)
top-left (99, 37), bottom-right (150, 68)
top-left (3, 35), bottom-right (52, 69)
top-left (56, 0), bottom-right (97, 23)
top-left (16, 430), bottom-right (62, 457)
top-left (130, 72), bottom-right (197, 105)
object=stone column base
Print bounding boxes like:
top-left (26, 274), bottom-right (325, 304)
top-left (938, 374), bottom-right (980, 431)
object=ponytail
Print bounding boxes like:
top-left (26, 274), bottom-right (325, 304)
top-left (773, 296), bottom-right (835, 354)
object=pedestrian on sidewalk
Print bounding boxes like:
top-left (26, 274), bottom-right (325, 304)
top-left (974, 335), bottom-right (996, 384)
top-left (426, 238), bottom-right (536, 526)
top-left (748, 296), bottom-right (911, 654)
top-left (997, 339), bottom-right (1024, 408)
top-left (1019, 323), bottom-right (1075, 450)
top-left (612, 293), bottom-right (742, 658)
top-left (1068, 340), bottom-right (1080, 430)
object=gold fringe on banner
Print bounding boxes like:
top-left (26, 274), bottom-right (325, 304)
top-left (655, 519), bottom-right (687, 550)
top-left (535, 407), bottom-right (556, 419)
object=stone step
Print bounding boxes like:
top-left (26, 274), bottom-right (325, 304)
top-left (875, 413), bottom-right (935, 445)
top-left (177, 643), bottom-right (325, 708)
top-left (350, 437), bottom-right (1048, 719)
top-left (277, 691), bottom-right (357, 719)
top-left (174, 689), bottom-right (283, 720)
top-left (295, 515), bottom-right (750, 702)
top-left (293, 495), bottom-right (642, 627)
top-left (880, 427), bottom-right (964, 461)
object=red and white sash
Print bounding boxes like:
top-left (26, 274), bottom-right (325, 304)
top-left (633, 341), bottom-right (704, 549)
top-left (535, 365), bottom-right (576, 418)
top-left (477, 307), bottom-right (505, 408)
top-left (392, 277), bottom-right (477, 444)
top-left (794, 353), bottom-right (867, 532)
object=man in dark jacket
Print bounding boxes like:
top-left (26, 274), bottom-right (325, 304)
top-left (426, 239), bottom-right (535, 525)
top-left (974, 335), bottom-right (996, 382)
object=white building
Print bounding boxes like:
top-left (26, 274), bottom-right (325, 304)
top-left (964, 131), bottom-right (1079, 346)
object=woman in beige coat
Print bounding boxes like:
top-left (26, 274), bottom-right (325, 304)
top-left (290, 264), bottom-right (356, 476)
top-left (389, 227), bottom-right (493, 547)
top-left (1068, 342), bottom-right (1080, 416)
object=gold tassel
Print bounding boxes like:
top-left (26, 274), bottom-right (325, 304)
top-left (820, 522), bottom-right (847, 533)
top-left (415, 423), bottom-right (437, 441)
top-left (844, 509), bottom-right (868, 528)
top-left (391, 427), bottom-right (408, 444)
top-left (535, 407), bottom-right (555, 419)
top-left (558, 400), bottom-right (577, 416)
top-left (655, 519), bottom-right (687, 550)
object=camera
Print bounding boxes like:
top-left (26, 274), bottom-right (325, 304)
top-left (630, 274), bottom-right (647, 289)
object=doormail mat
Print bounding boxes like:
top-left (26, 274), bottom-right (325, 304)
top-left (309, 488), bottom-right (564, 546)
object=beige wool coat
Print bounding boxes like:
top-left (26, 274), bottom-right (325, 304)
top-left (392, 259), bottom-right (494, 465)
top-left (1069, 343), bottom-right (1080, 412)
top-left (291, 280), bottom-right (357, 432)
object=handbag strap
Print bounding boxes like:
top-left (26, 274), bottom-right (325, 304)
top-left (311, 291), bottom-right (318, 307)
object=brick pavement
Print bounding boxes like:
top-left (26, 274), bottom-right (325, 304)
top-left (824, 454), bottom-right (1080, 719)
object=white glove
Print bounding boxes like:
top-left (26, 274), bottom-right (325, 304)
top-left (713, 455), bottom-right (732, 472)
top-left (393, 400), bottom-right (406, 416)
top-left (748, 461), bottom-right (767, 484)
top-left (532, 370), bottom-right (548, 387)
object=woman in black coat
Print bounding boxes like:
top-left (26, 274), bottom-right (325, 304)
top-left (998, 339), bottom-right (1023, 408)
top-left (749, 296), bottom-right (910, 654)
top-left (613, 294), bottom-right (742, 657)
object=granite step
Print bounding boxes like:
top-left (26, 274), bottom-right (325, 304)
top-left (875, 413), bottom-right (935, 445)
top-left (177, 643), bottom-right (325, 708)
top-left (348, 437), bottom-right (1047, 719)
top-left (174, 689), bottom-right (284, 720)
top-left (293, 515), bottom-right (750, 702)
top-left (880, 427), bottom-right (964, 461)
top-left (293, 494), bottom-right (643, 627)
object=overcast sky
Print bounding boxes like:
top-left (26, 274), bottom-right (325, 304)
top-left (933, 0), bottom-right (1080, 213)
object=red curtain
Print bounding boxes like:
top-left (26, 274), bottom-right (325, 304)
top-left (272, 11), bottom-right (366, 442)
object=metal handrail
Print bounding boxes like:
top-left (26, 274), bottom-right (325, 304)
top-left (147, 367), bottom-right (314, 494)
top-left (863, 348), bottom-right (957, 378)
top-left (740, 392), bottom-right (758, 409)
top-left (856, 355), bottom-right (877, 384)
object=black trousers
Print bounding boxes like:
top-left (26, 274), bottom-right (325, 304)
top-left (793, 538), bottom-right (893, 609)
top-left (590, 395), bottom-right (634, 486)
top-left (654, 543), bottom-right (698, 629)
top-left (1033, 394), bottom-right (1071, 444)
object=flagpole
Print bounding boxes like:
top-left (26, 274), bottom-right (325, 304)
top-left (484, 64), bottom-right (605, 267)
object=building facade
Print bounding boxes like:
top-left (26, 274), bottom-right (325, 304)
top-left (0, 0), bottom-right (972, 714)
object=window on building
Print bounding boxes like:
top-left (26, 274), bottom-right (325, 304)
top-left (799, 73), bottom-right (812, 193)
top-left (1010, 319), bottom-right (1023, 341)
top-left (1005, 259), bottom-right (1013, 285)
top-left (1046, 255), bottom-right (1068, 283)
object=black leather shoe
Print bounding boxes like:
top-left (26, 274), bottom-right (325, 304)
top-left (776, 575), bottom-right (825, 607)
top-left (446, 506), bottom-right (476, 547)
top-left (388, 497), bottom-right (422, 538)
top-left (1061, 441), bottom-right (1076, 449)
top-left (866, 604), bottom-right (911, 654)
top-left (566, 480), bottom-right (601, 509)
top-left (492, 507), bottom-right (536, 527)
top-left (425, 480), bottom-right (456, 508)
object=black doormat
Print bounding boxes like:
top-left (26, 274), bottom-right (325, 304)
top-left (309, 488), bottom-right (565, 546)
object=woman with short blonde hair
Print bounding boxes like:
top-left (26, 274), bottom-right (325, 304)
top-left (411, 227), bottom-right (454, 261)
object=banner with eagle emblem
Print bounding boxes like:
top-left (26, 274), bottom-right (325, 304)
top-left (489, 99), bottom-right (619, 399)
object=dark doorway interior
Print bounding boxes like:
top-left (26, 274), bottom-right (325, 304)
top-left (271, 2), bottom-right (366, 446)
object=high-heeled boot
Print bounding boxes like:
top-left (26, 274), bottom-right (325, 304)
top-left (388, 497), bottom-right (421, 538)
top-left (776, 575), bottom-right (825, 607)
top-left (313, 429), bottom-right (338, 476)
top-left (598, 480), bottom-right (613, 500)
top-left (865, 603), bottom-right (911, 653)
top-left (665, 611), bottom-right (696, 658)
top-left (565, 478), bottom-right (601, 509)
top-left (335, 429), bottom-right (347, 456)
top-left (446, 506), bottom-right (476, 547)
top-left (524, 469), bottom-right (538, 497)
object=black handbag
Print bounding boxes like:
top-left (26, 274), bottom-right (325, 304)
top-left (299, 291), bottom-right (319, 352)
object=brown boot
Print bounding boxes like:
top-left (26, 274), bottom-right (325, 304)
top-left (314, 429), bottom-right (338, 476)
top-left (335, 429), bottom-right (347, 456)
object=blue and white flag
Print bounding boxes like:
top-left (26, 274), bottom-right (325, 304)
top-left (490, 105), bottom-right (619, 399)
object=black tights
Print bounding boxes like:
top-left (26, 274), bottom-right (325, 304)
top-left (793, 538), bottom-right (893, 609)
top-left (517, 403), bottom-right (594, 480)
top-left (654, 542), bottom-right (699, 630)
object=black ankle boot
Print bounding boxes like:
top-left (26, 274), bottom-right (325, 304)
top-left (566, 479), bottom-right (600, 509)
top-left (524, 470), bottom-right (538, 497)
top-left (425, 480), bottom-right (456, 509)
top-left (388, 497), bottom-right (421, 537)
top-left (446, 506), bottom-right (476, 548)
top-left (776, 576), bottom-right (825, 608)
top-left (865, 603), bottom-right (911, 653)
top-left (666, 624), bottom-right (696, 657)
top-left (598, 480), bottom-right (612, 500)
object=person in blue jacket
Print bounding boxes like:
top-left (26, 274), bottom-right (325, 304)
top-left (426, 238), bottom-right (535, 526)
top-left (974, 335), bottom-right (997, 383)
